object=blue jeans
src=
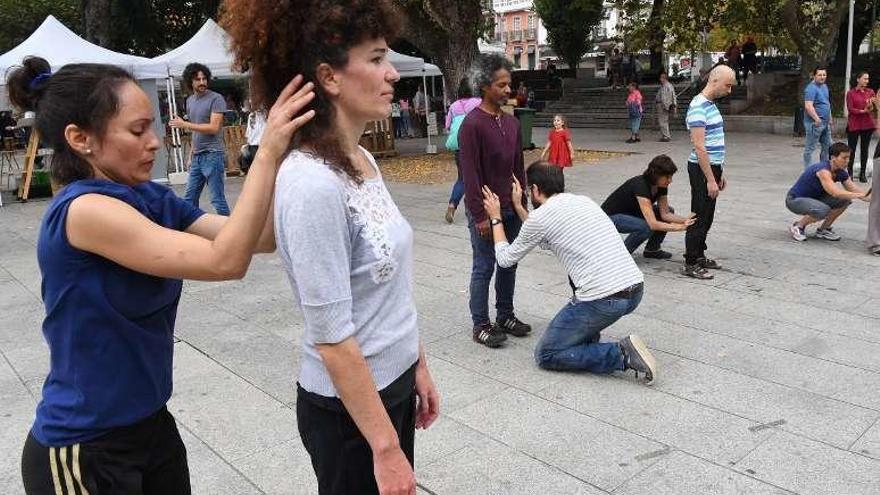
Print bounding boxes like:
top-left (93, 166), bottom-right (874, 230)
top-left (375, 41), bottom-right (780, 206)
top-left (629, 115), bottom-right (642, 134)
top-left (448, 151), bottom-right (465, 207)
top-left (609, 205), bottom-right (671, 253)
top-left (184, 151), bottom-right (230, 216)
top-left (803, 120), bottom-right (831, 168)
top-left (535, 285), bottom-right (643, 372)
top-left (468, 209), bottom-right (522, 325)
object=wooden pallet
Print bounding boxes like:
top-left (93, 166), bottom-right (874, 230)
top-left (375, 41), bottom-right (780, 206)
top-left (223, 125), bottom-right (245, 176)
top-left (360, 118), bottom-right (398, 158)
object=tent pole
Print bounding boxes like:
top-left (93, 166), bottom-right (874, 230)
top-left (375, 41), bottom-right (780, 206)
top-left (168, 73), bottom-right (185, 172)
top-left (423, 70), bottom-right (434, 153)
top-left (164, 75), bottom-right (181, 173)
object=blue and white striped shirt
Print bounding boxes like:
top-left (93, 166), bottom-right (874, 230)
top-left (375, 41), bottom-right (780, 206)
top-left (686, 93), bottom-right (725, 166)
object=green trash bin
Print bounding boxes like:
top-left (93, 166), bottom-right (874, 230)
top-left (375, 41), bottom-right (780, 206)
top-left (513, 107), bottom-right (536, 150)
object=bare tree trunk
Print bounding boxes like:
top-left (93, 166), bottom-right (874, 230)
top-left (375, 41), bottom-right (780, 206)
top-left (82, 0), bottom-right (114, 47)
top-left (396, 0), bottom-right (485, 102)
top-left (646, 0), bottom-right (666, 72)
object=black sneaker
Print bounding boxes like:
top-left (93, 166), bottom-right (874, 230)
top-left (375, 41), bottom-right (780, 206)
top-left (496, 315), bottom-right (532, 337)
top-left (643, 249), bottom-right (672, 259)
top-left (682, 263), bottom-right (713, 280)
top-left (619, 335), bottom-right (656, 384)
top-left (698, 257), bottom-right (722, 270)
top-left (473, 323), bottom-right (507, 348)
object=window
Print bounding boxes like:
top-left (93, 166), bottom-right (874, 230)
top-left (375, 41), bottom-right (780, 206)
top-left (528, 15), bottom-right (535, 30)
top-left (513, 16), bottom-right (521, 31)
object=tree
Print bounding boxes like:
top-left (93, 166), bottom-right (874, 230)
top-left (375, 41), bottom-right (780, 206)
top-left (0, 0), bottom-right (80, 53)
top-left (533, 0), bottom-right (604, 72)
top-left (829, 0), bottom-right (877, 76)
top-left (613, 0), bottom-right (666, 72)
top-left (780, 0), bottom-right (849, 77)
top-left (394, 0), bottom-right (491, 101)
top-left (80, 0), bottom-right (221, 56)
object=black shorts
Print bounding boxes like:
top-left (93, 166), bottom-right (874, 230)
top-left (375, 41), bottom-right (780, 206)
top-left (21, 407), bottom-right (190, 495)
top-left (297, 364), bottom-right (417, 495)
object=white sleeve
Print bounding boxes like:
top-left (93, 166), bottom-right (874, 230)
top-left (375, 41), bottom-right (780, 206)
top-left (276, 170), bottom-right (356, 344)
top-left (495, 216), bottom-right (546, 268)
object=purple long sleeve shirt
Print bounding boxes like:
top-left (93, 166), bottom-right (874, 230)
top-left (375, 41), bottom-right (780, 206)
top-left (458, 107), bottom-right (527, 223)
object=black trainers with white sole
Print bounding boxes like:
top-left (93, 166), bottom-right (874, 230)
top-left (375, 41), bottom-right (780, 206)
top-left (619, 335), bottom-right (657, 384)
top-left (473, 323), bottom-right (507, 348)
top-left (496, 315), bottom-right (532, 337)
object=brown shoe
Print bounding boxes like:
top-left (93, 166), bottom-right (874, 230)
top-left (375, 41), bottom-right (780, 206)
top-left (445, 205), bottom-right (455, 224)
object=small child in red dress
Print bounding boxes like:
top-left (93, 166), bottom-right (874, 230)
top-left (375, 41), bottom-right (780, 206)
top-left (540, 114), bottom-right (574, 168)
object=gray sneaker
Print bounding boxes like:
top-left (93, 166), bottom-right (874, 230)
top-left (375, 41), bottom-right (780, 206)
top-left (815, 227), bottom-right (841, 241)
top-left (619, 335), bottom-right (656, 384)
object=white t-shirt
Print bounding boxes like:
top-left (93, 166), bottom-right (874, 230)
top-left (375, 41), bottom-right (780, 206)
top-left (245, 112), bottom-right (266, 146)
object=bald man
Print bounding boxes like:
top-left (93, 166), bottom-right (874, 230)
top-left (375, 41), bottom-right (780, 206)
top-left (682, 65), bottom-right (735, 280)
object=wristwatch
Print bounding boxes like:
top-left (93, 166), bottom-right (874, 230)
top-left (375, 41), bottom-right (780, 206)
top-left (490, 218), bottom-right (503, 226)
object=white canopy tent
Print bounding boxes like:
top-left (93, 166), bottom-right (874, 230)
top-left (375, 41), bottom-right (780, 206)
top-left (0, 16), bottom-right (166, 80)
top-left (151, 19), bottom-right (238, 78)
top-left (0, 16), bottom-right (170, 181)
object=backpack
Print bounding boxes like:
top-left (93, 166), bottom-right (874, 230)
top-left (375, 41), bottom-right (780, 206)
top-left (445, 113), bottom-right (467, 151)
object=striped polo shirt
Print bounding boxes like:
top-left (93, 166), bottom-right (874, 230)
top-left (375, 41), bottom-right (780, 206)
top-left (686, 93), bottom-right (725, 166)
top-left (494, 193), bottom-right (644, 302)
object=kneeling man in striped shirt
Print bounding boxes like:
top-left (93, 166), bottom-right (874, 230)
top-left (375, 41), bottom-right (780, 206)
top-left (481, 163), bottom-right (657, 384)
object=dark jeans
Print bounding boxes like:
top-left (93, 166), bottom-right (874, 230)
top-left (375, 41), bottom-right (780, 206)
top-left (22, 407), bottom-right (190, 495)
top-left (847, 129), bottom-right (873, 177)
top-left (685, 162), bottom-right (723, 265)
top-left (448, 151), bottom-right (464, 207)
top-left (608, 205), bottom-right (673, 253)
top-left (296, 366), bottom-right (416, 495)
top-left (468, 208), bottom-right (522, 325)
top-left (535, 285), bottom-right (643, 372)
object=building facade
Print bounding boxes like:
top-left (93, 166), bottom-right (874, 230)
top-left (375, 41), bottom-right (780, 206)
top-left (492, 0), bottom-right (547, 70)
top-left (492, 0), bottom-right (623, 71)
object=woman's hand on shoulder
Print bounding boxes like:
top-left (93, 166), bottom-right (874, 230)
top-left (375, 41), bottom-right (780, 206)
top-left (259, 75), bottom-right (316, 163)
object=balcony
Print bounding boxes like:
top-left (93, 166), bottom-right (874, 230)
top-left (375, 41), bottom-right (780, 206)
top-left (509, 30), bottom-right (523, 41)
top-left (525, 28), bottom-right (537, 40)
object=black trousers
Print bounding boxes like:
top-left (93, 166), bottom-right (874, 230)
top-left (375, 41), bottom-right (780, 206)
top-left (297, 365), bottom-right (417, 495)
top-left (685, 162), bottom-right (723, 265)
top-left (847, 129), bottom-right (873, 177)
top-left (22, 407), bottom-right (190, 495)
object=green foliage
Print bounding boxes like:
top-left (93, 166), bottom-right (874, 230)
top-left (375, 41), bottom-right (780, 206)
top-left (534, 0), bottom-right (604, 70)
top-left (0, 0), bottom-right (220, 56)
top-left (0, 0), bottom-right (80, 53)
top-left (613, 0), bottom-right (797, 53)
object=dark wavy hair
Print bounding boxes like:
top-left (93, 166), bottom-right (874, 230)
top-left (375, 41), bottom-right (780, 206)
top-left (5, 57), bottom-right (136, 185)
top-left (182, 62), bottom-right (211, 92)
top-left (220, 0), bottom-right (401, 184)
top-left (642, 154), bottom-right (678, 184)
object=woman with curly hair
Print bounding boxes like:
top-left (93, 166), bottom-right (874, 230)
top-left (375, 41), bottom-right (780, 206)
top-left (221, 1), bottom-right (441, 494)
top-left (8, 55), bottom-right (314, 494)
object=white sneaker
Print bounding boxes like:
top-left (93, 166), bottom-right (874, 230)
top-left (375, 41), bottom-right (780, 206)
top-left (815, 227), bottom-right (841, 241)
top-left (789, 223), bottom-right (806, 242)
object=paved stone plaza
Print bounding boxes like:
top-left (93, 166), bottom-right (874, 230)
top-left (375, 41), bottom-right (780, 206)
top-left (1, 127), bottom-right (879, 494)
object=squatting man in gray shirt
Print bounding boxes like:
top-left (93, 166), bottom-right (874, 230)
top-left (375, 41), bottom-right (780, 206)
top-left (481, 162), bottom-right (657, 383)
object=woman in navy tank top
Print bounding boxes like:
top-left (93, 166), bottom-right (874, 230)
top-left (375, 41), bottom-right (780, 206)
top-left (7, 56), bottom-right (315, 495)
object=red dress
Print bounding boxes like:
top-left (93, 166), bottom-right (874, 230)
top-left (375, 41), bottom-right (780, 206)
top-left (547, 129), bottom-right (572, 167)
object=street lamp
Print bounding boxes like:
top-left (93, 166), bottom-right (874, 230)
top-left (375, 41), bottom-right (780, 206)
top-left (844, 0), bottom-right (854, 118)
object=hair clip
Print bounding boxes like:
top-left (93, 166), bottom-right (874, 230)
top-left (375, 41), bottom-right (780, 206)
top-left (29, 72), bottom-right (52, 89)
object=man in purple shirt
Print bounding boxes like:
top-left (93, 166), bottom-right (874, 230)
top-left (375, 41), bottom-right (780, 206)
top-left (459, 54), bottom-right (531, 348)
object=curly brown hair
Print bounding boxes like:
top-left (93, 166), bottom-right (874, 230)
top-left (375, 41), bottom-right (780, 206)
top-left (220, 0), bottom-right (401, 183)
